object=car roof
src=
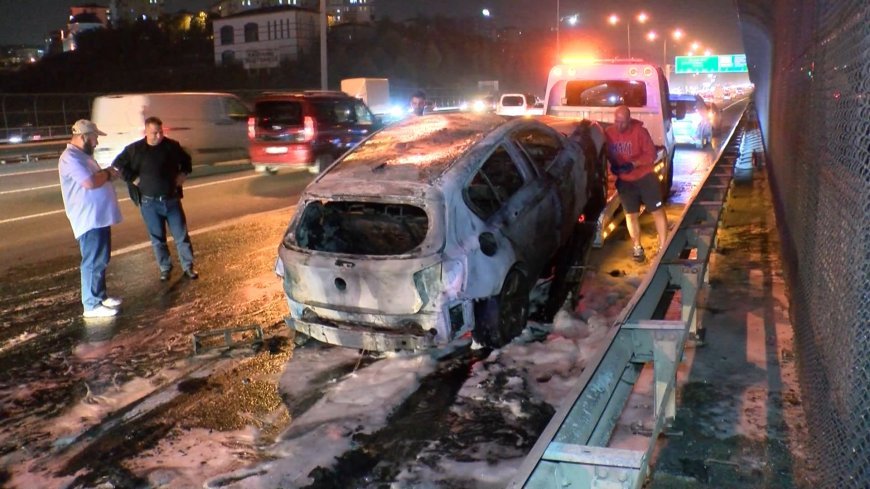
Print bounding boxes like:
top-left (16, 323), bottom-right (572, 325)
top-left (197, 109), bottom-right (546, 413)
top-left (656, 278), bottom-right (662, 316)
top-left (255, 90), bottom-right (353, 101)
top-left (316, 112), bottom-right (509, 187)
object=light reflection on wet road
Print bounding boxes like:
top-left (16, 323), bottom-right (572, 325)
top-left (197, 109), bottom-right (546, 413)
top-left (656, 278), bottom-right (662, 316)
top-left (0, 101), bottom-right (747, 487)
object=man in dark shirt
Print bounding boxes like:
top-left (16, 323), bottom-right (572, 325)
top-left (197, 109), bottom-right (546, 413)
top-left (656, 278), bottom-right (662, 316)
top-left (113, 116), bottom-right (198, 281)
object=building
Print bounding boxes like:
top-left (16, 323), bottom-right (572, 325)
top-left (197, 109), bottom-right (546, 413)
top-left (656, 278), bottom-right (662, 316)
top-left (327, 0), bottom-right (373, 24)
top-left (211, 0), bottom-right (316, 18)
top-left (210, 0), bottom-right (375, 25)
top-left (110, 0), bottom-right (166, 23)
top-left (212, 5), bottom-right (319, 70)
top-left (69, 3), bottom-right (110, 25)
top-left (63, 4), bottom-right (110, 52)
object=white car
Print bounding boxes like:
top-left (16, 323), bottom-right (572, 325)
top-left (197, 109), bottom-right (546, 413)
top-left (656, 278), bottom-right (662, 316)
top-left (496, 93), bottom-right (537, 117)
top-left (670, 94), bottom-right (714, 148)
top-left (276, 113), bottom-right (607, 351)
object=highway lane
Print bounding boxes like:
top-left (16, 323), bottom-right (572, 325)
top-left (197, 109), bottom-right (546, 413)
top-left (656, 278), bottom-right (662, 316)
top-left (0, 101), bottom-right (750, 487)
top-left (0, 162), bottom-right (314, 274)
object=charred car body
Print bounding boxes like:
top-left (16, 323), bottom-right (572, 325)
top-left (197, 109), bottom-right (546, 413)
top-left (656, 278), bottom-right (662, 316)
top-left (276, 113), bottom-right (607, 351)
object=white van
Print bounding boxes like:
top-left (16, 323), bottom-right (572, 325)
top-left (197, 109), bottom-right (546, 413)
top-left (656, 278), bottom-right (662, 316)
top-left (541, 59), bottom-right (676, 245)
top-left (91, 92), bottom-right (251, 168)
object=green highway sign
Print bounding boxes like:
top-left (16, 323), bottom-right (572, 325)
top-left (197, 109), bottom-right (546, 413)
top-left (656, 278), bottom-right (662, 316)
top-left (674, 54), bottom-right (747, 73)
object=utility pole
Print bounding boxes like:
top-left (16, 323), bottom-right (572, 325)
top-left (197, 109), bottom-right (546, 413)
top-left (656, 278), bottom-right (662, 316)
top-left (320, 0), bottom-right (327, 90)
top-left (555, 0), bottom-right (560, 57)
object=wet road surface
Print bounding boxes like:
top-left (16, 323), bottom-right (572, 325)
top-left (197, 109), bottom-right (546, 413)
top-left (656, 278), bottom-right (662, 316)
top-left (0, 101), bottom-right (748, 488)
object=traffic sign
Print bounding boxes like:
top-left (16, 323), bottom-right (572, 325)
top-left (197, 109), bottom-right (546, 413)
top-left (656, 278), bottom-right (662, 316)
top-left (674, 54), bottom-right (747, 74)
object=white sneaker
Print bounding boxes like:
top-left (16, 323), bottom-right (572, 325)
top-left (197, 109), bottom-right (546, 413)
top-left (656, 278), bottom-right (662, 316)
top-left (102, 297), bottom-right (122, 308)
top-left (83, 305), bottom-right (119, 318)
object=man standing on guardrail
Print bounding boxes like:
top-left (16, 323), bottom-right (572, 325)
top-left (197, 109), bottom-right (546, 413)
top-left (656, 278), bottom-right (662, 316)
top-left (604, 105), bottom-right (668, 262)
top-left (59, 120), bottom-right (123, 318)
top-left (112, 116), bottom-right (198, 282)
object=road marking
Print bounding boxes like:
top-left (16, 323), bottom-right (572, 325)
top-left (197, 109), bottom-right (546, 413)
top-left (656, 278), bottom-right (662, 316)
top-left (0, 172), bottom-right (263, 225)
top-left (0, 183), bottom-right (61, 195)
top-left (0, 168), bottom-right (58, 178)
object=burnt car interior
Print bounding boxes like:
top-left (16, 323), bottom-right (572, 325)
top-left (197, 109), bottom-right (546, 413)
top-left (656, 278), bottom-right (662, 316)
top-left (513, 129), bottom-right (561, 173)
top-left (465, 146), bottom-right (525, 219)
top-left (294, 201), bottom-right (429, 255)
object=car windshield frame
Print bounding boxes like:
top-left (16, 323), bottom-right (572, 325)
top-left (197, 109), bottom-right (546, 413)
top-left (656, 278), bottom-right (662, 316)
top-left (564, 80), bottom-right (647, 107)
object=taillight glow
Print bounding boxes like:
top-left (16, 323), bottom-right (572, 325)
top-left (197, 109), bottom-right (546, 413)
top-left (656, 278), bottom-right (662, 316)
top-left (303, 116), bottom-right (316, 142)
top-left (247, 116), bottom-right (255, 139)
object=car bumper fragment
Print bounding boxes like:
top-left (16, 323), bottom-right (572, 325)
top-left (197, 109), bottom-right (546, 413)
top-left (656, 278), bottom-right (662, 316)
top-left (285, 315), bottom-right (437, 351)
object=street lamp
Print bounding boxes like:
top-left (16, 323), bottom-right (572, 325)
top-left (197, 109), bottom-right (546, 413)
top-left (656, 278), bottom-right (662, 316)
top-left (647, 27), bottom-right (686, 68)
top-left (608, 11), bottom-right (649, 58)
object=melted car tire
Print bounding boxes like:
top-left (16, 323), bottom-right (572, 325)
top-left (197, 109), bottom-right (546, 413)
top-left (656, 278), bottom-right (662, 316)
top-left (539, 222), bottom-right (593, 322)
top-left (584, 148), bottom-right (609, 221)
top-left (473, 269), bottom-right (530, 348)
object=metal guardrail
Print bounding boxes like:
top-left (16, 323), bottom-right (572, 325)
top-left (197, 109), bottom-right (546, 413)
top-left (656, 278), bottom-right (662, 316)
top-left (508, 107), bottom-right (751, 489)
top-left (0, 140), bottom-right (66, 164)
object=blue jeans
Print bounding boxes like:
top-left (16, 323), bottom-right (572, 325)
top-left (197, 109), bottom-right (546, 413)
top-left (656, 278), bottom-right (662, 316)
top-left (78, 226), bottom-right (111, 311)
top-left (139, 197), bottom-right (194, 272)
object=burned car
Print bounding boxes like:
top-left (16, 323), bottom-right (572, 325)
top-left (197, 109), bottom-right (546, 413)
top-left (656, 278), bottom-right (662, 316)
top-left (276, 113), bottom-right (606, 351)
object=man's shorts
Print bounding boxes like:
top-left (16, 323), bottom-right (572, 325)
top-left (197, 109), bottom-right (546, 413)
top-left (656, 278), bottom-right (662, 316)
top-left (616, 172), bottom-right (664, 214)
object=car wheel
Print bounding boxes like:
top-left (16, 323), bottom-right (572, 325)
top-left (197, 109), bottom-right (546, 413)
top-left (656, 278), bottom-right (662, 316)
top-left (311, 153), bottom-right (334, 174)
top-left (473, 268), bottom-right (530, 348)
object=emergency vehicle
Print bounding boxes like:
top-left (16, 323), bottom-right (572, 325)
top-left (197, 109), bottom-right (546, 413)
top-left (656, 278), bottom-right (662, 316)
top-left (540, 59), bottom-right (675, 245)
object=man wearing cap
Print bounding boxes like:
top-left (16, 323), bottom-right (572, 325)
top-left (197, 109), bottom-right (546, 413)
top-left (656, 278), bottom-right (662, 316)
top-left (113, 116), bottom-right (198, 281)
top-left (59, 119), bottom-right (123, 318)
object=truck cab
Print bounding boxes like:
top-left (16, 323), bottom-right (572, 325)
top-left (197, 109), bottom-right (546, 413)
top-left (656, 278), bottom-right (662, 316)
top-left (541, 59), bottom-right (676, 245)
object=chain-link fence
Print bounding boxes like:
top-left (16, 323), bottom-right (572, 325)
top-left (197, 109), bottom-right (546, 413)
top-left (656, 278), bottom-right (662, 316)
top-left (0, 93), bottom-right (97, 143)
top-left (737, 1), bottom-right (870, 487)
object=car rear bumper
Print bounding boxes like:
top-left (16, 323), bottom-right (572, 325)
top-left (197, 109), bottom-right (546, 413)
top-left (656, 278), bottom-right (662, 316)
top-left (285, 315), bottom-right (438, 351)
top-left (249, 143), bottom-right (313, 166)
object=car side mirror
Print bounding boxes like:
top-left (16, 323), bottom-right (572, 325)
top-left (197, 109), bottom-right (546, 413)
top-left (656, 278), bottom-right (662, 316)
top-left (479, 232), bottom-right (498, 257)
top-left (675, 104), bottom-right (687, 120)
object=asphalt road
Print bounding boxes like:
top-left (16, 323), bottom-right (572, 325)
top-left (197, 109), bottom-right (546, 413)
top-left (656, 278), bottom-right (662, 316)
top-left (0, 161), bottom-right (313, 274)
top-left (0, 100), bottom-right (749, 488)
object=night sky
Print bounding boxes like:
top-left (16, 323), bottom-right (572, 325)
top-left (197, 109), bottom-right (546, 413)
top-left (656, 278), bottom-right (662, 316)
top-left (0, 0), bottom-right (744, 55)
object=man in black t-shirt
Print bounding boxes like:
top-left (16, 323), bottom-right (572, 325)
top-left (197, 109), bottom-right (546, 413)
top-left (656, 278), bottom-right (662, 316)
top-left (113, 116), bottom-right (198, 281)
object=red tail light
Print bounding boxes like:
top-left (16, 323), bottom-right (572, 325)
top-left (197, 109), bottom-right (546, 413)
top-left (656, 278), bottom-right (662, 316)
top-left (303, 116), bottom-right (316, 142)
top-left (247, 116), bottom-right (255, 140)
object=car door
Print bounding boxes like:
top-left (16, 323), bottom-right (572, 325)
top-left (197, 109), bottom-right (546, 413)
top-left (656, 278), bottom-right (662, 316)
top-left (511, 126), bottom-right (578, 247)
top-left (464, 142), bottom-right (558, 279)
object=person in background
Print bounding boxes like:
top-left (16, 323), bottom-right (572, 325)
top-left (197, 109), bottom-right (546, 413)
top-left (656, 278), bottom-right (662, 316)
top-left (113, 116), bottom-right (198, 281)
top-left (604, 105), bottom-right (668, 262)
top-left (410, 90), bottom-right (428, 116)
top-left (58, 119), bottom-right (123, 318)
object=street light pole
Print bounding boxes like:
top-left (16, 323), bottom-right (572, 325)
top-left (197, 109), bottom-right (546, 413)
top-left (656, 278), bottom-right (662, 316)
top-left (627, 22), bottom-right (631, 58)
top-left (320, 0), bottom-right (327, 90)
top-left (556, 0), bottom-right (562, 59)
